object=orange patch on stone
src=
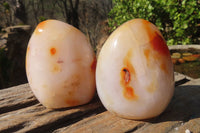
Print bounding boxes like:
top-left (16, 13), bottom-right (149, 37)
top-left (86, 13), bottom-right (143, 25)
top-left (120, 67), bottom-right (131, 86)
top-left (120, 49), bottom-right (138, 100)
top-left (27, 46), bottom-right (30, 53)
top-left (144, 49), bottom-right (150, 66)
top-left (67, 90), bottom-right (75, 96)
top-left (144, 49), bottom-right (150, 60)
top-left (123, 50), bottom-right (136, 75)
top-left (50, 47), bottom-right (56, 55)
top-left (25, 46), bottom-right (30, 70)
top-left (160, 63), bottom-right (168, 74)
top-left (90, 57), bottom-right (97, 72)
top-left (150, 32), bottom-right (170, 56)
top-left (63, 75), bottom-right (80, 89)
top-left (123, 86), bottom-right (137, 100)
top-left (142, 20), bottom-right (170, 57)
top-left (65, 99), bottom-right (79, 106)
top-left (52, 64), bottom-right (61, 73)
top-left (34, 20), bottom-right (47, 35)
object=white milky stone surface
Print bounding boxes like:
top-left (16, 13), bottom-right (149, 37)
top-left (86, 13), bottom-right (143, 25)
top-left (96, 19), bottom-right (174, 119)
top-left (26, 20), bottom-right (96, 109)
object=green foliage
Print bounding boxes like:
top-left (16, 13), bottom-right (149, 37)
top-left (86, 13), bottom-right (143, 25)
top-left (3, 2), bottom-right (10, 10)
top-left (38, 16), bottom-right (47, 22)
top-left (108, 0), bottom-right (200, 45)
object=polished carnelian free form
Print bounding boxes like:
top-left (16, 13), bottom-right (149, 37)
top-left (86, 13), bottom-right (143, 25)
top-left (26, 20), bottom-right (96, 109)
top-left (96, 19), bottom-right (174, 119)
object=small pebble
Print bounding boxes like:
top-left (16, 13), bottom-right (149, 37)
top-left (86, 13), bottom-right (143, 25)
top-left (185, 129), bottom-right (191, 133)
top-left (182, 52), bottom-right (192, 57)
top-left (171, 52), bottom-right (181, 58)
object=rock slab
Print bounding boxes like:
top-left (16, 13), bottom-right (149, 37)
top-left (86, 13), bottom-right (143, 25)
top-left (0, 73), bottom-right (200, 133)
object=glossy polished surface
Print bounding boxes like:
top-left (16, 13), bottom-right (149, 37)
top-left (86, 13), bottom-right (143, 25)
top-left (26, 20), bottom-right (96, 109)
top-left (96, 19), bottom-right (174, 119)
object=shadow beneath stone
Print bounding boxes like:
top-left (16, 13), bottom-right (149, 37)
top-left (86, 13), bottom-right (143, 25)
top-left (52, 93), bottom-right (104, 111)
top-left (147, 85), bottom-right (200, 123)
